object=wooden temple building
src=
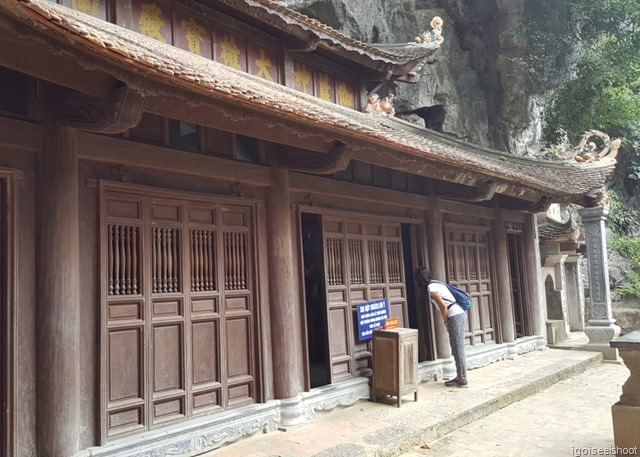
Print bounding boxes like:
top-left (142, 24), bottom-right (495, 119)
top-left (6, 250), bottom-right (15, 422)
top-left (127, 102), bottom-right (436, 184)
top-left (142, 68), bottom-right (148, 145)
top-left (0, 0), bottom-right (616, 456)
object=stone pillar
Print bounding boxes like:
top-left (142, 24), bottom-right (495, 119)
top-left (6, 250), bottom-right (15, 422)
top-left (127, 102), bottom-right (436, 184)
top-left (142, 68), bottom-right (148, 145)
top-left (492, 210), bottom-right (515, 354)
top-left (543, 254), bottom-right (569, 343)
top-left (578, 206), bottom-right (620, 360)
top-left (267, 166), bottom-right (304, 425)
top-left (565, 254), bottom-right (586, 332)
top-left (523, 213), bottom-right (545, 347)
top-left (610, 331), bottom-right (640, 451)
top-left (427, 197), bottom-right (453, 377)
top-left (36, 86), bottom-right (80, 457)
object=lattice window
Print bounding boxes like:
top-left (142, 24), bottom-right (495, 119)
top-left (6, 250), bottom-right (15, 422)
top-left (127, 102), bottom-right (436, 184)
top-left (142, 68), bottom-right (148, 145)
top-left (368, 240), bottom-right (383, 284)
top-left (152, 227), bottom-right (180, 293)
top-left (348, 239), bottom-right (364, 285)
top-left (223, 232), bottom-right (246, 290)
top-left (108, 225), bottom-right (140, 295)
top-left (190, 230), bottom-right (216, 291)
top-left (325, 237), bottom-right (344, 286)
top-left (387, 240), bottom-right (402, 283)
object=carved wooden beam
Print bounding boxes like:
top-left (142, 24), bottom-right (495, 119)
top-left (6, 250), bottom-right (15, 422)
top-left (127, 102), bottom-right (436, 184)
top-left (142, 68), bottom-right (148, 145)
top-left (275, 141), bottom-right (350, 174)
top-left (54, 85), bottom-right (144, 134)
top-left (433, 179), bottom-right (498, 203)
top-left (498, 194), bottom-right (554, 213)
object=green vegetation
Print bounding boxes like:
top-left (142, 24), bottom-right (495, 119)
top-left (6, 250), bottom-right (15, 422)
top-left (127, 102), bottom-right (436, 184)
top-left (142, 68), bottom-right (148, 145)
top-left (512, 0), bottom-right (640, 189)
top-left (607, 191), bottom-right (640, 297)
top-left (512, 1), bottom-right (640, 298)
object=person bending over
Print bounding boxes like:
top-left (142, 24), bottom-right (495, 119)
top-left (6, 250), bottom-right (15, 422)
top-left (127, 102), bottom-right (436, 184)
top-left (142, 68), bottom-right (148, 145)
top-left (415, 266), bottom-right (468, 387)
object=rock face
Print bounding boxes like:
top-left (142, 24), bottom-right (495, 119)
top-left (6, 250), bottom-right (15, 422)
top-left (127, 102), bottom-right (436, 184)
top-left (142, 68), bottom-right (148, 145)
top-left (277, 0), bottom-right (552, 154)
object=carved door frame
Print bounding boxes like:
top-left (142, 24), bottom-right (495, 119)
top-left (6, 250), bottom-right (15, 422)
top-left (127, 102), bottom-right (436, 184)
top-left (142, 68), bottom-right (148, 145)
top-left (0, 170), bottom-right (17, 457)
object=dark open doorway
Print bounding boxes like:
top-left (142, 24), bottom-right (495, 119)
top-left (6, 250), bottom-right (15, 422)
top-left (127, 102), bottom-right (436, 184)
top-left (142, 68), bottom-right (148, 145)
top-left (0, 178), bottom-right (7, 456)
top-left (507, 232), bottom-right (530, 337)
top-left (402, 223), bottom-right (433, 361)
top-left (301, 213), bottom-right (330, 388)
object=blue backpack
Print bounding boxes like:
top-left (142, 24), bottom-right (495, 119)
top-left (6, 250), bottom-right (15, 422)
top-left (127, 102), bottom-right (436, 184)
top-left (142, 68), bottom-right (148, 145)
top-left (432, 280), bottom-right (471, 311)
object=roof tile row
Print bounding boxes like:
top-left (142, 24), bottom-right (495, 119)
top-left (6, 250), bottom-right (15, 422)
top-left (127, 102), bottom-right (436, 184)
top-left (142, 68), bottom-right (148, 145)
top-left (3, 0), bottom-right (615, 201)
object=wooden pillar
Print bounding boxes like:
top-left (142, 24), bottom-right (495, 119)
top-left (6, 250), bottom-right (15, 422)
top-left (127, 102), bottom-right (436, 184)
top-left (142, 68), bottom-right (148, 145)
top-left (267, 166), bottom-right (304, 400)
top-left (492, 209), bottom-right (515, 346)
top-left (35, 86), bottom-right (80, 457)
top-left (427, 197), bottom-right (451, 360)
top-left (523, 213), bottom-right (545, 345)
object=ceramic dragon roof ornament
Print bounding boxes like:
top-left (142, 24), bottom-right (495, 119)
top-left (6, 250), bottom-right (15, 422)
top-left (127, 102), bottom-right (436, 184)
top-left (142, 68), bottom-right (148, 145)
top-left (539, 130), bottom-right (621, 165)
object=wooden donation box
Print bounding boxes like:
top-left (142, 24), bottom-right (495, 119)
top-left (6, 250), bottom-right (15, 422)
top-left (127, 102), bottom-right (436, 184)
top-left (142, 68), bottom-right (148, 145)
top-left (371, 328), bottom-right (419, 407)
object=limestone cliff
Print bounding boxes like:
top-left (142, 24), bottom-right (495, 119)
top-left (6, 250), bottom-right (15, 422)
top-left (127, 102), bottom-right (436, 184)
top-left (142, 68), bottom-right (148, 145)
top-left (278, 0), bottom-right (561, 156)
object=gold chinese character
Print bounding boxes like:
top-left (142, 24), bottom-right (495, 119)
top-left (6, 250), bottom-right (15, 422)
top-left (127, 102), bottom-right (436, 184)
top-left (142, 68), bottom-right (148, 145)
top-left (220, 34), bottom-right (241, 69)
top-left (72, 0), bottom-right (99, 16)
top-left (337, 82), bottom-right (354, 107)
top-left (255, 48), bottom-right (274, 81)
top-left (294, 63), bottom-right (311, 93)
top-left (139, 3), bottom-right (167, 43)
top-left (181, 18), bottom-right (205, 55)
top-left (318, 73), bottom-right (332, 101)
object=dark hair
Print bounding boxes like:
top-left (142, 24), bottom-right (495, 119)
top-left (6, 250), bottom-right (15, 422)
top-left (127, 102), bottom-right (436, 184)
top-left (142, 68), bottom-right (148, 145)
top-left (414, 266), bottom-right (433, 286)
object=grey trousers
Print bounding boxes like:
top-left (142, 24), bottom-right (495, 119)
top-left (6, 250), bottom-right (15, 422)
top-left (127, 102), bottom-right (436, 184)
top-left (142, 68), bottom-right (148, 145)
top-left (448, 312), bottom-right (467, 380)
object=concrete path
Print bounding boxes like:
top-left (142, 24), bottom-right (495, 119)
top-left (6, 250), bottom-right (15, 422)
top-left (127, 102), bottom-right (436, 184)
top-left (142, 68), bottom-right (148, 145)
top-left (401, 360), bottom-right (629, 457)
top-left (204, 349), bottom-right (626, 457)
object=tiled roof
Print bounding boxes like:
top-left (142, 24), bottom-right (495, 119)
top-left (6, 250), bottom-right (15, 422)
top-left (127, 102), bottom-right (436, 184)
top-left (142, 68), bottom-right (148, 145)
top-left (218, 0), bottom-right (443, 74)
top-left (537, 213), bottom-right (582, 243)
top-left (2, 0), bottom-right (615, 202)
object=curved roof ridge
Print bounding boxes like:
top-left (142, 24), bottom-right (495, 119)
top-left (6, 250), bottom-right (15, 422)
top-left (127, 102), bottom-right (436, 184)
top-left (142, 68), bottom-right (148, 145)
top-left (220, 0), bottom-right (443, 68)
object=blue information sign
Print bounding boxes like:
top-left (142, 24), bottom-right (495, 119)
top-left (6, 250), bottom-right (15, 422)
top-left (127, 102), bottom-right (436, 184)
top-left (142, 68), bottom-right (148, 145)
top-left (356, 298), bottom-right (390, 341)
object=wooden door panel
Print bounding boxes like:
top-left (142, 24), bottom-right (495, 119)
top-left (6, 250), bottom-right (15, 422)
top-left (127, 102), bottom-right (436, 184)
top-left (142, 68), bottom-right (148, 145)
top-left (191, 320), bottom-right (219, 385)
top-left (152, 323), bottom-right (184, 393)
top-left (349, 288), bottom-right (366, 302)
top-left (321, 215), bottom-right (409, 383)
top-left (102, 188), bottom-right (258, 441)
top-left (388, 302), bottom-right (406, 326)
top-left (227, 381), bottom-right (254, 407)
top-left (107, 197), bottom-right (141, 220)
top-left (153, 398), bottom-right (185, 425)
top-left (445, 225), bottom-right (496, 348)
top-left (107, 406), bottom-right (144, 438)
top-left (108, 300), bottom-right (143, 322)
top-left (108, 328), bottom-right (144, 404)
top-left (192, 389), bottom-right (221, 415)
top-left (328, 306), bottom-right (351, 359)
top-left (226, 316), bottom-right (252, 379)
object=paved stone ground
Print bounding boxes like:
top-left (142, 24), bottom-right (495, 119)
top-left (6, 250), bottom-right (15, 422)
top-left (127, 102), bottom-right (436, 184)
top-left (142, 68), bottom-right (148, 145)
top-left (204, 349), bottom-right (619, 457)
top-left (401, 361), bottom-right (630, 457)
